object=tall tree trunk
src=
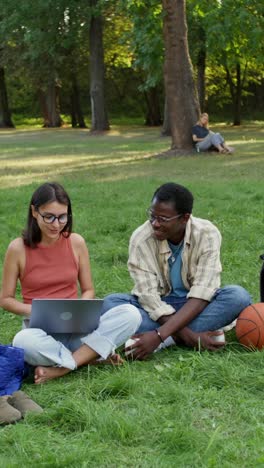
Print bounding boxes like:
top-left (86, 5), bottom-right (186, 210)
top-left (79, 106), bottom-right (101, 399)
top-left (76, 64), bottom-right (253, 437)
top-left (39, 81), bottom-right (62, 128)
top-left (162, 0), bottom-right (200, 150)
top-left (233, 63), bottom-right (241, 125)
top-left (144, 86), bottom-right (162, 126)
top-left (225, 63), bottom-right (242, 126)
top-left (89, 0), bottom-right (109, 132)
top-left (196, 26), bottom-right (206, 111)
top-left (197, 48), bottom-right (206, 111)
top-left (0, 67), bottom-right (14, 128)
top-left (70, 74), bottom-right (86, 128)
top-left (161, 96), bottom-right (171, 136)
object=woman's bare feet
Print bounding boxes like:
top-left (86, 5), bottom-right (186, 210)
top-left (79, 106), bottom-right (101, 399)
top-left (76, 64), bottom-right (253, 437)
top-left (34, 366), bottom-right (70, 384)
top-left (34, 353), bottom-right (124, 383)
top-left (108, 353), bottom-right (124, 365)
top-left (225, 146), bottom-right (234, 153)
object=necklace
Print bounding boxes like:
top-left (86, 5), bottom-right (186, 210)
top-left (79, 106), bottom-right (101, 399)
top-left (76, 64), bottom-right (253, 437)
top-left (169, 240), bottom-right (184, 264)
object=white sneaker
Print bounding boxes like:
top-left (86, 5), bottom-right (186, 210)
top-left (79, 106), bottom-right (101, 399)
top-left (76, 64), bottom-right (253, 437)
top-left (124, 338), bottom-right (139, 357)
top-left (211, 330), bottom-right (225, 343)
top-left (222, 320), bottom-right (237, 332)
top-left (154, 336), bottom-right (176, 353)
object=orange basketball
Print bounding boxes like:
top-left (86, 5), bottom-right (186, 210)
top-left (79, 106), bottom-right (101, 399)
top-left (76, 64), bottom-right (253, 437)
top-left (236, 303), bottom-right (264, 350)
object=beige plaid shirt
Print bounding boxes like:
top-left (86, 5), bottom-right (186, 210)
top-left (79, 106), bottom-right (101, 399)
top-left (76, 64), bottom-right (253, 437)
top-left (128, 215), bottom-right (222, 321)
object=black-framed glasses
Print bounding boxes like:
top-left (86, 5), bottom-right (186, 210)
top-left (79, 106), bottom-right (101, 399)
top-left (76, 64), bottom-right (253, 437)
top-left (37, 209), bottom-right (69, 225)
top-left (146, 208), bottom-right (182, 224)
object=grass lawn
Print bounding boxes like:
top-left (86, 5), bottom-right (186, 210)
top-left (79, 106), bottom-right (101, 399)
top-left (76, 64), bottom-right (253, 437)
top-left (0, 121), bottom-right (264, 467)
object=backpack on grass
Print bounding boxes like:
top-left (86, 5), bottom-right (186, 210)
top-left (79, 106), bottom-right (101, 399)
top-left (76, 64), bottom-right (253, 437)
top-left (0, 344), bottom-right (26, 396)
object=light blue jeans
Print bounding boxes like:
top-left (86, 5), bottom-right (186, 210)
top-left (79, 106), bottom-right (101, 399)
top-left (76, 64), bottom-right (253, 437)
top-left (196, 131), bottom-right (225, 152)
top-left (102, 285), bottom-right (251, 334)
top-left (13, 305), bottom-right (142, 369)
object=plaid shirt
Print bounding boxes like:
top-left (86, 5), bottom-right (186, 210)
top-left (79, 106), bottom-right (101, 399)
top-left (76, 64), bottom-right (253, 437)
top-left (128, 216), bottom-right (222, 321)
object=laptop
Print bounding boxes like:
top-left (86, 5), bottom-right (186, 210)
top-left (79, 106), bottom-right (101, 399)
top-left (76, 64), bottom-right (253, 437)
top-left (29, 298), bottom-right (103, 334)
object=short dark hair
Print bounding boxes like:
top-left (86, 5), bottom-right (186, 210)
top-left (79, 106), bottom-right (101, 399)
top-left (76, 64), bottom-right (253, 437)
top-left (22, 182), bottom-right (73, 247)
top-left (152, 183), bottom-right (193, 214)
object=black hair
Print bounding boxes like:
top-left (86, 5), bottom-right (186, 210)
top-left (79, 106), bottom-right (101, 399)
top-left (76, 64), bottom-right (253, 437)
top-left (22, 182), bottom-right (73, 247)
top-left (152, 183), bottom-right (193, 214)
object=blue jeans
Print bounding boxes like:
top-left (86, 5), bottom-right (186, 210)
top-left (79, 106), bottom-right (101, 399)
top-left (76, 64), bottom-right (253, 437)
top-left (102, 286), bottom-right (251, 334)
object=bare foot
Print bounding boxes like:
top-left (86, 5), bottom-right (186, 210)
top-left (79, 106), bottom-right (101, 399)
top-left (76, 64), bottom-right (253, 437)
top-left (108, 353), bottom-right (124, 366)
top-left (34, 366), bottom-right (70, 384)
top-left (225, 146), bottom-right (234, 153)
top-left (34, 353), bottom-right (124, 383)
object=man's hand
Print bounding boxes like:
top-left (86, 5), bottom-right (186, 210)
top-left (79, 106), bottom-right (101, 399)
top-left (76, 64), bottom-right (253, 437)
top-left (124, 331), bottom-right (161, 360)
top-left (179, 328), bottom-right (225, 351)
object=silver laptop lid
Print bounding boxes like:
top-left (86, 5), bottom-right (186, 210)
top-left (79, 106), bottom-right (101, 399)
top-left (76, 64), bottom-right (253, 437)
top-left (29, 299), bottom-right (103, 334)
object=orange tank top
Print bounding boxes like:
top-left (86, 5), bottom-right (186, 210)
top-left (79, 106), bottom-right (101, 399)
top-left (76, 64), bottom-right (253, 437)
top-left (21, 235), bottom-right (79, 304)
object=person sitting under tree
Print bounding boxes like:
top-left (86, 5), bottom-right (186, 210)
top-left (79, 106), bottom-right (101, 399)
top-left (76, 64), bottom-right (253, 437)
top-left (192, 113), bottom-right (234, 154)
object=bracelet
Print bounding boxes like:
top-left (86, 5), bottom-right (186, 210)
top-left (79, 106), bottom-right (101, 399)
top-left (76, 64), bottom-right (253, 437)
top-left (155, 329), bottom-right (164, 343)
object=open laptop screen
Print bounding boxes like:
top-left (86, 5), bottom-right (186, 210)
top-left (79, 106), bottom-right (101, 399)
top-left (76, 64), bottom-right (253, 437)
top-left (29, 298), bottom-right (103, 334)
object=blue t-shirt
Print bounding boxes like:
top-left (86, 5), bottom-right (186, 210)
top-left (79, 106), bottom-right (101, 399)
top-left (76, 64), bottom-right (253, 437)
top-left (168, 241), bottom-right (188, 298)
top-left (192, 124), bottom-right (209, 139)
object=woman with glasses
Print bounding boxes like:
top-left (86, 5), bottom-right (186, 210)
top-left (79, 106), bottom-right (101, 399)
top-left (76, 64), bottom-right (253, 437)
top-left (0, 182), bottom-right (141, 383)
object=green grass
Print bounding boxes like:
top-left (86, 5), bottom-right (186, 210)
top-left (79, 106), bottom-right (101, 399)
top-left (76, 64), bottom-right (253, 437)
top-left (0, 121), bottom-right (264, 467)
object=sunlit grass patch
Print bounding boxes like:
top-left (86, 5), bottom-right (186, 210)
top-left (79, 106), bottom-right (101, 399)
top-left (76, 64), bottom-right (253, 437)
top-left (0, 121), bottom-right (264, 466)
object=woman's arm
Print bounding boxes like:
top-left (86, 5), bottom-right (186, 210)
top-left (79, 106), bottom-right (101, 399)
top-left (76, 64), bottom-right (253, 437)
top-left (71, 233), bottom-right (95, 299)
top-left (0, 239), bottom-right (31, 316)
top-left (192, 133), bottom-right (205, 143)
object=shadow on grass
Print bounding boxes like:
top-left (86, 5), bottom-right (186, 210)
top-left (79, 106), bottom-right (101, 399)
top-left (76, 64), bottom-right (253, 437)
top-left (0, 124), bottom-right (263, 189)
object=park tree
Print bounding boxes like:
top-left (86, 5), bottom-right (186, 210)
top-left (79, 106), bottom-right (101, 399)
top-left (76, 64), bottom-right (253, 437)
top-left (20, 0), bottom-right (70, 127)
top-left (89, 0), bottom-right (109, 131)
top-left (58, 3), bottom-right (90, 128)
top-left (70, 72), bottom-right (87, 128)
top-left (0, 0), bottom-right (92, 127)
top-left (205, 0), bottom-right (264, 125)
top-left (186, 0), bottom-right (209, 111)
top-left (121, 0), bottom-right (164, 126)
top-left (0, 54), bottom-right (14, 128)
top-left (0, 18), bottom-right (14, 127)
top-left (162, 0), bottom-right (200, 151)
top-left (0, 0), bottom-right (66, 126)
top-left (103, 7), bottom-right (142, 117)
top-left (186, 0), bottom-right (264, 124)
top-left (0, 0), bottom-right (263, 128)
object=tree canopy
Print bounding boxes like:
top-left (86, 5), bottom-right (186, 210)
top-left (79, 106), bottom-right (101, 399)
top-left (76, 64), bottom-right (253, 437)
top-left (0, 0), bottom-right (263, 128)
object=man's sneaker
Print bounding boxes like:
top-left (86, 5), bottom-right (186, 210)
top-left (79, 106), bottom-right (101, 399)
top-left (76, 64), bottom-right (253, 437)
top-left (222, 320), bottom-right (237, 332)
top-left (211, 330), bottom-right (225, 343)
top-left (154, 336), bottom-right (176, 352)
top-left (125, 336), bottom-right (176, 357)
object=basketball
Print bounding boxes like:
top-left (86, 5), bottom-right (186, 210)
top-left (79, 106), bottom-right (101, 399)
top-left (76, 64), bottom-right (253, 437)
top-left (236, 303), bottom-right (264, 350)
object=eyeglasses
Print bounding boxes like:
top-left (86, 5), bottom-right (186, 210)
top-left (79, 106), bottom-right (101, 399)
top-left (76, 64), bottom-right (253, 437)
top-left (37, 209), bottom-right (69, 225)
top-left (146, 209), bottom-right (182, 224)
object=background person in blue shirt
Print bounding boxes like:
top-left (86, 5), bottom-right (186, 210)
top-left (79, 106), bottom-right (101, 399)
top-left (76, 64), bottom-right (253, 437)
top-left (192, 113), bottom-right (234, 153)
